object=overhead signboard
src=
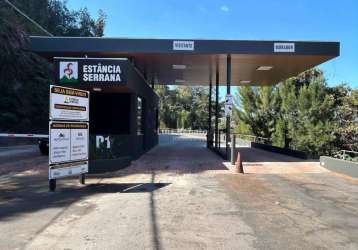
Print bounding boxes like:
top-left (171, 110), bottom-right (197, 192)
top-left (49, 122), bottom-right (89, 164)
top-left (173, 40), bottom-right (195, 51)
top-left (54, 58), bottom-right (128, 85)
top-left (50, 85), bottom-right (89, 121)
top-left (274, 43), bottom-right (295, 53)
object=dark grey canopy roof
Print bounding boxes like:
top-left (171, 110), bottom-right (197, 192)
top-left (30, 36), bottom-right (339, 86)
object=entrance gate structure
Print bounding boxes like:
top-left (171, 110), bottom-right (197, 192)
top-left (30, 37), bottom-right (339, 169)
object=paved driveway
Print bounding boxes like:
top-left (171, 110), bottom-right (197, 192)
top-left (1, 135), bottom-right (358, 249)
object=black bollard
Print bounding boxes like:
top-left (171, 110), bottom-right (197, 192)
top-left (49, 179), bottom-right (56, 192)
top-left (79, 174), bottom-right (85, 185)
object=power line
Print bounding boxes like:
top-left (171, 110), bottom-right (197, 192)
top-left (4, 0), bottom-right (54, 36)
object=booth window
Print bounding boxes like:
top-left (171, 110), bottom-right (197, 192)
top-left (137, 96), bottom-right (144, 135)
top-left (90, 93), bottom-right (130, 134)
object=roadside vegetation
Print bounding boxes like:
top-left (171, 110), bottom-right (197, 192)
top-left (155, 85), bottom-right (224, 130)
top-left (234, 69), bottom-right (357, 158)
top-left (0, 1), bottom-right (356, 159)
top-left (0, 0), bottom-right (106, 132)
top-left (156, 70), bottom-right (357, 159)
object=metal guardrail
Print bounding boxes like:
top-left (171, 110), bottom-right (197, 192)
top-left (334, 150), bottom-right (358, 162)
top-left (159, 130), bottom-right (207, 146)
top-left (233, 133), bottom-right (270, 144)
top-left (159, 129), bottom-right (207, 135)
top-left (211, 131), bottom-right (265, 156)
top-left (234, 134), bottom-right (357, 162)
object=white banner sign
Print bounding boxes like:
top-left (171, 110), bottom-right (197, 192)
top-left (225, 104), bottom-right (233, 117)
top-left (225, 94), bottom-right (233, 105)
top-left (49, 122), bottom-right (89, 164)
top-left (49, 161), bottom-right (88, 179)
top-left (50, 85), bottom-right (89, 121)
top-left (173, 40), bottom-right (195, 51)
top-left (274, 43), bottom-right (295, 53)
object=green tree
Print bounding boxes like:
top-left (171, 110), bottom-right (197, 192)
top-left (0, 1), bottom-right (106, 37)
top-left (0, 19), bottom-right (51, 132)
top-left (235, 68), bottom-right (344, 158)
top-left (328, 85), bottom-right (358, 151)
top-left (290, 76), bottom-right (335, 157)
top-left (271, 117), bottom-right (286, 147)
top-left (155, 85), bottom-right (216, 130)
top-left (155, 85), bottom-right (178, 128)
top-left (236, 86), bottom-right (278, 139)
top-left (271, 78), bottom-right (297, 148)
top-left (0, 0), bottom-right (106, 133)
top-left (94, 9), bottom-right (106, 37)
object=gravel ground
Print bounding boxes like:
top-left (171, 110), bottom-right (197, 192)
top-left (0, 135), bottom-right (357, 250)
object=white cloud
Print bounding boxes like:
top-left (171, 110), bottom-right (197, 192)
top-left (220, 5), bottom-right (229, 12)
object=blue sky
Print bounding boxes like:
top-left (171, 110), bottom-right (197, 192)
top-left (68, 0), bottom-right (358, 88)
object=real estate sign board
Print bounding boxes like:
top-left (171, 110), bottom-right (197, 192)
top-left (50, 85), bottom-right (89, 121)
top-left (49, 122), bottom-right (89, 164)
top-left (49, 85), bottom-right (89, 181)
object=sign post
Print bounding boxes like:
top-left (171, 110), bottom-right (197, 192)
top-left (49, 85), bottom-right (89, 191)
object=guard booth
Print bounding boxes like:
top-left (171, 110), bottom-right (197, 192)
top-left (53, 57), bottom-right (159, 173)
top-left (31, 37), bottom-right (339, 168)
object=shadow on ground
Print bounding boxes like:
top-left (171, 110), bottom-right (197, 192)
top-left (0, 171), bottom-right (169, 222)
top-left (0, 134), bottom-right (223, 238)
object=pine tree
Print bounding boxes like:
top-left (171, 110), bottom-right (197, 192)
top-left (236, 86), bottom-right (278, 139)
top-left (290, 74), bottom-right (335, 157)
top-left (272, 117), bottom-right (285, 147)
top-left (272, 78), bottom-right (298, 148)
top-left (328, 86), bottom-right (358, 152)
top-left (235, 68), bottom-right (345, 158)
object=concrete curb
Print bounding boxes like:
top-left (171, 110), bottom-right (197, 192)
top-left (320, 156), bottom-right (358, 178)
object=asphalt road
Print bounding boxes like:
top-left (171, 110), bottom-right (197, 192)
top-left (0, 136), bottom-right (357, 249)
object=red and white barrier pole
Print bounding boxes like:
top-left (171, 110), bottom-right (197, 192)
top-left (0, 133), bottom-right (48, 138)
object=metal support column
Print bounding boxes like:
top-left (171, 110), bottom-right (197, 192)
top-left (226, 54), bottom-right (231, 160)
top-left (214, 61), bottom-right (219, 149)
top-left (207, 71), bottom-right (213, 148)
top-left (151, 75), bottom-right (155, 89)
top-left (231, 135), bottom-right (236, 165)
